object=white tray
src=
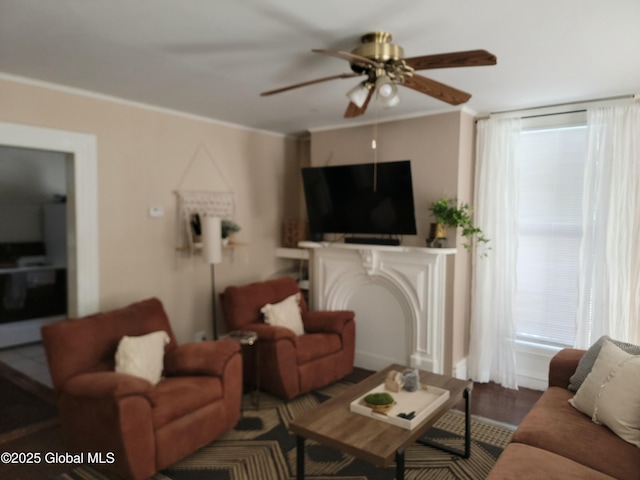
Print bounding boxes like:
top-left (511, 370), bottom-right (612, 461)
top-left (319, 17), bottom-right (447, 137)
top-left (350, 382), bottom-right (450, 430)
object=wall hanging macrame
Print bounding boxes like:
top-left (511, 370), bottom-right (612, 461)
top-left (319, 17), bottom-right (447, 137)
top-left (174, 144), bottom-right (236, 253)
top-left (175, 190), bottom-right (235, 252)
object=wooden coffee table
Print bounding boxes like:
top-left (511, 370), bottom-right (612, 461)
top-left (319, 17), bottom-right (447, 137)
top-left (289, 364), bottom-right (472, 480)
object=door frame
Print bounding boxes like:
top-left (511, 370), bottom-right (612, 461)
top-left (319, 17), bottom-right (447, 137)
top-left (0, 122), bottom-right (99, 322)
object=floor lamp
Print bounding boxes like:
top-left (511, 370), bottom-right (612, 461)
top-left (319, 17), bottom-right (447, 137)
top-left (202, 216), bottom-right (223, 340)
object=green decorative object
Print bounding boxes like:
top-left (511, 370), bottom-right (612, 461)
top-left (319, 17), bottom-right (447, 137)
top-left (363, 392), bottom-right (395, 413)
top-left (428, 197), bottom-right (489, 252)
top-left (364, 392), bottom-right (395, 406)
top-left (221, 219), bottom-right (241, 239)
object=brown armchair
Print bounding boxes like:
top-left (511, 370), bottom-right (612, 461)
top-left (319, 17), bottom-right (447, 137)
top-left (220, 277), bottom-right (355, 399)
top-left (41, 298), bottom-right (242, 480)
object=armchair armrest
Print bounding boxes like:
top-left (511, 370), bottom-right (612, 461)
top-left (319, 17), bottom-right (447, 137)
top-left (548, 348), bottom-right (585, 389)
top-left (164, 339), bottom-right (240, 377)
top-left (302, 310), bottom-right (354, 335)
top-left (240, 323), bottom-right (298, 344)
top-left (62, 371), bottom-right (154, 399)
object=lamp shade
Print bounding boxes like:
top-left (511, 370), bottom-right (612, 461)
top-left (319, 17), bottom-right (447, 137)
top-left (375, 76), bottom-right (400, 108)
top-left (202, 216), bottom-right (222, 264)
top-left (346, 82), bottom-right (370, 108)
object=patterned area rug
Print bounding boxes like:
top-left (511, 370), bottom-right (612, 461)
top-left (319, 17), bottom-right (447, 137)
top-left (59, 381), bottom-right (514, 480)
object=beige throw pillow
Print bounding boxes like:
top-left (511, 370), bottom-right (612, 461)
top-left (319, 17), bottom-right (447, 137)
top-left (261, 293), bottom-right (304, 336)
top-left (593, 355), bottom-right (640, 447)
top-left (569, 335), bottom-right (640, 391)
top-left (570, 339), bottom-right (640, 447)
top-left (115, 330), bottom-right (170, 385)
top-left (570, 339), bottom-right (630, 417)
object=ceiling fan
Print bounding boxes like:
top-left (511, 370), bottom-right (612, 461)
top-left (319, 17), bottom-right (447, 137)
top-left (261, 31), bottom-right (497, 118)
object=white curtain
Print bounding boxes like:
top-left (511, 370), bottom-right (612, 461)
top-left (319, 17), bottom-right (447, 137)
top-left (469, 117), bottom-right (522, 389)
top-left (575, 104), bottom-right (640, 348)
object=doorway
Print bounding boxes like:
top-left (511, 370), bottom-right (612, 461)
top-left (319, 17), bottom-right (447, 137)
top-left (0, 122), bottom-right (99, 347)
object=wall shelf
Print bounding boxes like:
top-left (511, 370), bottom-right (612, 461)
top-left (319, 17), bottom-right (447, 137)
top-left (275, 247), bottom-right (309, 260)
top-left (275, 248), bottom-right (309, 292)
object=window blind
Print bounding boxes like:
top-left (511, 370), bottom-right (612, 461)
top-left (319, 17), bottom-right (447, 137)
top-left (515, 125), bottom-right (587, 346)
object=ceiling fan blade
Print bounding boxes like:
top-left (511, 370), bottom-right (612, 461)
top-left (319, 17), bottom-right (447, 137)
top-left (260, 73), bottom-right (360, 96)
top-left (312, 49), bottom-right (379, 68)
top-left (402, 74), bottom-right (471, 105)
top-left (344, 87), bottom-right (374, 118)
top-left (404, 49), bottom-right (497, 70)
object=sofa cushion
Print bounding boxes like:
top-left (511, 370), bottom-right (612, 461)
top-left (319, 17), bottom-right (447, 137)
top-left (487, 443), bottom-right (617, 480)
top-left (296, 333), bottom-right (341, 365)
top-left (261, 293), bottom-right (304, 336)
top-left (149, 376), bottom-right (223, 429)
top-left (569, 335), bottom-right (640, 392)
top-left (570, 339), bottom-right (633, 417)
top-left (115, 330), bottom-right (170, 385)
top-left (592, 351), bottom-right (640, 447)
top-left (569, 338), bottom-right (640, 447)
top-left (512, 386), bottom-right (640, 479)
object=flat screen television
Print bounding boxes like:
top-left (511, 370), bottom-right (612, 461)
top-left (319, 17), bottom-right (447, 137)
top-left (301, 160), bottom-right (418, 237)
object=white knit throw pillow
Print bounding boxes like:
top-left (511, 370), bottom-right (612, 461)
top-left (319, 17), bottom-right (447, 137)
top-left (115, 330), bottom-right (170, 384)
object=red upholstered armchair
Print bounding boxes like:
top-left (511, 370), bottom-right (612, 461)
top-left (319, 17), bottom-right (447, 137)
top-left (220, 277), bottom-right (355, 399)
top-left (41, 298), bottom-right (242, 480)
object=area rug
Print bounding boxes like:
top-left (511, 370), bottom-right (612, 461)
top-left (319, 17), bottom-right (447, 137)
top-left (58, 381), bottom-right (515, 480)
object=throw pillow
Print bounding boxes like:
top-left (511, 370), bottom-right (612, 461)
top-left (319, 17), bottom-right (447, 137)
top-left (569, 339), bottom-right (631, 418)
top-left (261, 293), bottom-right (305, 336)
top-left (568, 335), bottom-right (640, 391)
top-left (115, 330), bottom-right (170, 385)
top-left (593, 354), bottom-right (640, 447)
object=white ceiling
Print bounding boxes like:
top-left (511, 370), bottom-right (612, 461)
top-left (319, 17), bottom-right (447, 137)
top-left (1, 0), bottom-right (639, 135)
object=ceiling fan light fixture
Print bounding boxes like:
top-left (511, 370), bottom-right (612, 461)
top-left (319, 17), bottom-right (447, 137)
top-left (262, 31), bottom-right (496, 118)
top-left (346, 82), bottom-right (371, 108)
top-left (375, 76), bottom-right (400, 108)
top-left (381, 92), bottom-right (400, 108)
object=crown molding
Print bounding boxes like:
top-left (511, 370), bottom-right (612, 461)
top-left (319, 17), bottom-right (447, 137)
top-left (0, 72), bottom-right (286, 138)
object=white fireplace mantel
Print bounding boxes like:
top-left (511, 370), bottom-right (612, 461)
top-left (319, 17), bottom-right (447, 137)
top-left (299, 242), bottom-right (455, 373)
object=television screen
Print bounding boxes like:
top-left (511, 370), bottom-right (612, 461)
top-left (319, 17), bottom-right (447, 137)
top-left (301, 160), bottom-right (418, 236)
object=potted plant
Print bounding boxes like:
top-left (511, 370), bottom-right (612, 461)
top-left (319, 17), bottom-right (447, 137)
top-left (428, 197), bottom-right (488, 251)
top-left (221, 219), bottom-right (241, 245)
top-left (363, 392), bottom-right (395, 414)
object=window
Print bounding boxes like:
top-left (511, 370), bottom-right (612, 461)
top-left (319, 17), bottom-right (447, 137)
top-left (514, 118), bottom-right (588, 347)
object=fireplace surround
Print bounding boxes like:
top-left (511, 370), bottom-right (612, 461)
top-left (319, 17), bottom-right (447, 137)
top-left (300, 242), bottom-right (455, 374)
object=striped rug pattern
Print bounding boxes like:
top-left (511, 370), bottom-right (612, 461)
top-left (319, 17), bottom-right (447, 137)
top-left (59, 381), bottom-right (514, 480)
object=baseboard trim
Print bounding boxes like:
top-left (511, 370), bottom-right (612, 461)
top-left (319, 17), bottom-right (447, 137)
top-left (453, 357), bottom-right (468, 380)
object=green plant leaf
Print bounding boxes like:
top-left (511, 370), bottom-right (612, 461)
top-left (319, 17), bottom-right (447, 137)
top-left (428, 197), bottom-right (489, 254)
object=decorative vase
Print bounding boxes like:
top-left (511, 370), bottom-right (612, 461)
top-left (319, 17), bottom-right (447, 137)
top-left (426, 223), bottom-right (447, 248)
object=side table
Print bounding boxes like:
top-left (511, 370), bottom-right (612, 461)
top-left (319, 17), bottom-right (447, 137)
top-left (221, 330), bottom-right (260, 410)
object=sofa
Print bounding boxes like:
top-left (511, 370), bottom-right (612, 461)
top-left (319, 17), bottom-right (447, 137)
top-left (487, 348), bottom-right (640, 479)
top-left (220, 277), bottom-right (355, 399)
top-left (41, 297), bottom-right (243, 480)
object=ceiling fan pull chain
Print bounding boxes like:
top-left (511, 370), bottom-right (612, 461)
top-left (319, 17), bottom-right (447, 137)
top-left (372, 117), bottom-right (379, 192)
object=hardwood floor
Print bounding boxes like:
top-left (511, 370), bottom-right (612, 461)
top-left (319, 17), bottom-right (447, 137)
top-left (346, 367), bottom-right (543, 426)
top-left (461, 381), bottom-right (542, 425)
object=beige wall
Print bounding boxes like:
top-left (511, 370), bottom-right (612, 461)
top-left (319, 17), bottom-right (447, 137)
top-left (451, 110), bottom-right (476, 369)
top-left (309, 110), bottom-right (475, 373)
top-left (0, 77), bottom-right (296, 343)
top-left (309, 112), bottom-right (462, 245)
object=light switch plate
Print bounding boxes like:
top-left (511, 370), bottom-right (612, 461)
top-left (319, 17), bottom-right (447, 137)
top-left (149, 206), bottom-right (164, 218)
